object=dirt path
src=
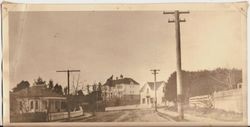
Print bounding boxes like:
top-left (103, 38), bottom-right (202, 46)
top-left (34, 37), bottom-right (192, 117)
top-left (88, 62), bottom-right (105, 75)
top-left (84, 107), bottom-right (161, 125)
top-left (76, 109), bottom-right (172, 122)
top-left (112, 109), bottom-right (172, 122)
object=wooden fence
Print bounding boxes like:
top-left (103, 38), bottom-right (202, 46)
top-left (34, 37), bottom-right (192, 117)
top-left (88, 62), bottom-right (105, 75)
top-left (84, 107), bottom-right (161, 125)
top-left (189, 88), bottom-right (243, 113)
top-left (189, 95), bottom-right (213, 108)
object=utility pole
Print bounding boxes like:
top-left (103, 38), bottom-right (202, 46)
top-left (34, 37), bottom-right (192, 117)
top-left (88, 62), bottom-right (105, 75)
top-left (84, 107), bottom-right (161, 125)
top-left (150, 69), bottom-right (160, 112)
top-left (56, 69), bottom-right (80, 121)
top-left (163, 10), bottom-right (189, 120)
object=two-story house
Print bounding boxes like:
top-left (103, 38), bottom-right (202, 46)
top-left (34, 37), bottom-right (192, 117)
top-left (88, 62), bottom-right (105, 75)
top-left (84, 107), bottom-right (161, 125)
top-left (103, 75), bottom-right (140, 106)
top-left (140, 81), bottom-right (166, 108)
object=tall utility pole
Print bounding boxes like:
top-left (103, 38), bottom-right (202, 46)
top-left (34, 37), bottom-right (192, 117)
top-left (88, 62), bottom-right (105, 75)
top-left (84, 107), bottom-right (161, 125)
top-left (150, 69), bottom-right (160, 112)
top-left (56, 69), bottom-right (80, 121)
top-left (163, 10), bottom-right (189, 120)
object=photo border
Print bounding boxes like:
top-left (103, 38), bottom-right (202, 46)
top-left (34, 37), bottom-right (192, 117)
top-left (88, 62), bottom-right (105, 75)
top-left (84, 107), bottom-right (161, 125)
top-left (2, 2), bottom-right (248, 126)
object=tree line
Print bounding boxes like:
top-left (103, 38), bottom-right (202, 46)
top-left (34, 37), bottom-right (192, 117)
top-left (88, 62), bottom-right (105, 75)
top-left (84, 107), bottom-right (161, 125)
top-left (164, 68), bottom-right (242, 103)
top-left (12, 77), bottom-right (65, 96)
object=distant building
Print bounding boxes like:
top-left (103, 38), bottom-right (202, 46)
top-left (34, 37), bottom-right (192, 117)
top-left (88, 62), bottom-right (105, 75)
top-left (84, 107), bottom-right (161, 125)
top-left (140, 81), bottom-right (166, 108)
top-left (103, 75), bottom-right (140, 106)
top-left (10, 84), bottom-right (66, 114)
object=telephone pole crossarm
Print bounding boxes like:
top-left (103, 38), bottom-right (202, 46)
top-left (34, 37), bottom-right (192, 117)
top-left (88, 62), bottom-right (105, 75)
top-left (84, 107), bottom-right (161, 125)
top-left (168, 19), bottom-right (175, 23)
top-left (163, 11), bottom-right (174, 14)
top-left (163, 11), bottom-right (190, 14)
top-left (56, 70), bottom-right (80, 72)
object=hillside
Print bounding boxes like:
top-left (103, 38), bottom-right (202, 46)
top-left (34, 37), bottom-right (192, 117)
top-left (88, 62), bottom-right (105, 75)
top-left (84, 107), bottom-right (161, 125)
top-left (164, 68), bottom-right (242, 102)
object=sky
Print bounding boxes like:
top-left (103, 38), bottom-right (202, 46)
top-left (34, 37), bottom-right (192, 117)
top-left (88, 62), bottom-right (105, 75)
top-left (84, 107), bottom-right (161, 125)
top-left (8, 10), bottom-right (245, 91)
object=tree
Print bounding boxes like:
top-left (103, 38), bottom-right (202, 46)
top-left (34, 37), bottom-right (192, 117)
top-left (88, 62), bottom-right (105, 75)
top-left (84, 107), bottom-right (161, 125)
top-left (164, 68), bottom-right (242, 102)
top-left (13, 80), bottom-right (30, 92)
top-left (58, 85), bottom-right (63, 95)
top-left (93, 84), bottom-right (97, 92)
top-left (120, 74), bottom-right (124, 79)
top-left (77, 90), bottom-right (84, 96)
top-left (164, 72), bottom-right (177, 102)
top-left (34, 77), bottom-right (46, 85)
top-left (48, 80), bottom-right (54, 90)
top-left (97, 82), bottom-right (102, 100)
top-left (87, 85), bottom-right (90, 94)
top-left (53, 83), bottom-right (63, 95)
top-left (64, 87), bottom-right (68, 95)
top-left (98, 82), bottom-right (102, 91)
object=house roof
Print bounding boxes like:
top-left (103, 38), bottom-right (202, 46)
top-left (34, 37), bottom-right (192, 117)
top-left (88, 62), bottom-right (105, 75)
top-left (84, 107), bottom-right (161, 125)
top-left (11, 85), bottom-right (64, 98)
top-left (140, 81), bottom-right (166, 92)
top-left (104, 77), bottom-right (139, 87)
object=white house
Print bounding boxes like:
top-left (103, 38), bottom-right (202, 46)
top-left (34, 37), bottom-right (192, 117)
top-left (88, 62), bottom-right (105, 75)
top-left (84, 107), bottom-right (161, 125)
top-left (140, 81), bottom-right (166, 108)
top-left (103, 75), bottom-right (140, 106)
top-left (10, 84), bottom-right (66, 114)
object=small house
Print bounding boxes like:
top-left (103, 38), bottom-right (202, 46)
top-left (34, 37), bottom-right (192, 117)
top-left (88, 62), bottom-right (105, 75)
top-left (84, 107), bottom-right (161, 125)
top-left (140, 81), bottom-right (166, 108)
top-left (10, 85), bottom-right (66, 114)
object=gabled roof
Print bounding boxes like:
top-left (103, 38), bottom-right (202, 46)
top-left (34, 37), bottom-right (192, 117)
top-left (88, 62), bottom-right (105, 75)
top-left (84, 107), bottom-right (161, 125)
top-left (11, 85), bottom-right (64, 98)
top-left (140, 81), bottom-right (166, 92)
top-left (104, 77), bottom-right (139, 87)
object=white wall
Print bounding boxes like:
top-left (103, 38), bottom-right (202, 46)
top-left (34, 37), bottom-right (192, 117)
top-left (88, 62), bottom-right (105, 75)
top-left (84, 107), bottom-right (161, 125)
top-left (156, 85), bottom-right (165, 105)
top-left (124, 84), bottom-right (140, 95)
top-left (106, 83), bottom-right (140, 98)
top-left (213, 89), bottom-right (243, 113)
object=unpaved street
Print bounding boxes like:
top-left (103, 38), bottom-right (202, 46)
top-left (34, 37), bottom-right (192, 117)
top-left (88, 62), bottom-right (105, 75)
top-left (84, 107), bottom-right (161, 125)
top-left (74, 109), bottom-right (173, 122)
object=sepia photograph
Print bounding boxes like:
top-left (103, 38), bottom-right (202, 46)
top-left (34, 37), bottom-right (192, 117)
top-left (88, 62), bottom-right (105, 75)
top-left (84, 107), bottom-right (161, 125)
top-left (2, 2), bottom-right (248, 126)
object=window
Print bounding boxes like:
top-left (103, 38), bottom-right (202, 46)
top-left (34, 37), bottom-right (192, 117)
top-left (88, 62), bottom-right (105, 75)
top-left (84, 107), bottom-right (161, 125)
top-left (142, 98), bottom-right (145, 104)
top-left (150, 98), bottom-right (154, 104)
top-left (30, 101), bottom-right (34, 109)
top-left (35, 100), bottom-right (38, 109)
top-left (147, 88), bottom-right (149, 94)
